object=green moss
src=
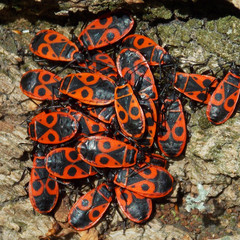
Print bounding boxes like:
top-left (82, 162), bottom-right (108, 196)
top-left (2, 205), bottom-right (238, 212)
top-left (143, 5), bottom-right (172, 21)
top-left (185, 19), bottom-right (203, 29)
top-left (151, 6), bottom-right (172, 20)
top-left (157, 23), bottom-right (181, 44)
top-left (198, 115), bottom-right (212, 130)
top-left (216, 16), bottom-right (236, 34)
top-left (174, 8), bottom-right (190, 19)
top-left (156, 15), bottom-right (239, 64)
top-left (206, 20), bottom-right (215, 31)
top-left (207, 144), bottom-right (223, 159)
top-left (174, 216), bottom-right (180, 221)
top-left (157, 24), bottom-right (177, 38)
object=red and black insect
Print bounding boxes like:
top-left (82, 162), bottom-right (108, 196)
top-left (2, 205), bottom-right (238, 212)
top-left (169, 72), bottom-right (218, 104)
top-left (114, 164), bottom-right (174, 198)
top-left (116, 48), bottom-right (158, 100)
top-left (86, 105), bottom-right (116, 124)
top-left (28, 111), bottom-right (78, 144)
top-left (78, 12), bottom-right (134, 51)
top-left (77, 136), bottom-right (138, 168)
top-left (122, 34), bottom-right (173, 66)
top-left (30, 13), bottom-right (134, 64)
top-left (45, 147), bottom-right (97, 179)
top-left (79, 51), bottom-right (118, 82)
top-left (157, 97), bottom-right (187, 157)
top-left (68, 183), bottom-right (112, 231)
top-left (20, 69), bottom-right (62, 101)
top-left (115, 186), bottom-right (152, 223)
top-left (206, 67), bottom-right (240, 125)
top-left (29, 29), bottom-right (84, 63)
top-left (114, 47), bottom-right (159, 140)
top-left (59, 72), bottom-right (116, 105)
top-left (29, 153), bottom-right (59, 213)
top-left (77, 112), bottom-right (109, 136)
top-left (144, 153), bottom-right (167, 168)
top-left (56, 107), bottom-right (109, 136)
top-left (68, 180), bottom-right (152, 230)
top-left (137, 98), bottom-right (157, 149)
top-left (115, 83), bottom-right (146, 140)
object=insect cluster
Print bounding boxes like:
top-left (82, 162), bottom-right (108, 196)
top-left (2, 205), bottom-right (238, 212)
top-left (20, 11), bottom-right (240, 232)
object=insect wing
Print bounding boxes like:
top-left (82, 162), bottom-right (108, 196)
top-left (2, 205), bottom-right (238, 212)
top-left (79, 113), bottom-right (109, 136)
top-left (117, 48), bottom-right (158, 100)
top-left (206, 70), bottom-right (240, 124)
top-left (29, 155), bottom-right (59, 213)
top-left (79, 13), bottom-right (134, 50)
top-left (30, 29), bottom-right (79, 62)
top-left (144, 153), bottom-right (167, 168)
top-left (87, 51), bottom-right (118, 82)
top-left (28, 111), bottom-right (78, 144)
top-left (114, 165), bottom-right (173, 198)
top-left (55, 107), bottom-right (109, 136)
top-left (173, 72), bottom-right (218, 104)
top-left (68, 183), bottom-right (112, 230)
top-left (115, 83), bottom-right (146, 140)
top-left (157, 98), bottom-right (187, 157)
top-left (20, 69), bottom-right (62, 101)
top-left (122, 34), bottom-right (169, 65)
top-left (86, 105), bottom-right (116, 124)
top-left (46, 147), bottom-right (97, 179)
top-left (77, 136), bottom-right (138, 168)
top-left (115, 187), bottom-right (152, 223)
top-left (137, 98), bottom-right (157, 149)
top-left (60, 72), bottom-right (116, 105)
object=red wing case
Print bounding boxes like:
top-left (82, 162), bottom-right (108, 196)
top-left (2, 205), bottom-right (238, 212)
top-left (79, 13), bottom-right (134, 50)
top-left (60, 72), bottom-right (116, 105)
top-left (115, 187), bottom-right (152, 223)
top-left (172, 72), bottom-right (218, 104)
top-left (77, 136), bottom-right (138, 168)
top-left (46, 147), bottom-right (97, 179)
top-left (157, 98), bottom-right (187, 157)
top-left (122, 34), bottom-right (171, 65)
top-left (206, 68), bottom-right (240, 125)
top-left (28, 111), bottom-right (78, 144)
top-left (30, 29), bottom-right (79, 62)
top-left (20, 69), bottom-right (62, 101)
top-left (115, 83), bottom-right (146, 140)
top-left (68, 183), bottom-right (112, 230)
top-left (29, 154), bottom-right (59, 213)
top-left (114, 165), bottom-right (173, 198)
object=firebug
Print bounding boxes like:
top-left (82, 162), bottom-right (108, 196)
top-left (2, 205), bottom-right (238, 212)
top-left (77, 135), bottom-right (138, 168)
top-left (115, 186), bottom-right (152, 223)
top-left (29, 153), bottom-right (59, 213)
top-left (117, 47), bottom-right (158, 100)
top-left (157, 97), bottom-right (187, 157)
top-left (59, 72), bottom-right (116, 105)
top-left (78, 12), bottom-right (134, 50)
top-left (169, 72), bottom-right (218, 104)
top-left (122, 34), bottom-right (173, 66)
top-left (45, 147), bottom-right (97, 179)
top-left (114, 164), bottom-right (174, 198)
top-left (68, 183), bottom-right (112, 231)
top-left (28, 111), bottom-right (78, 144)
top-left (20, 69), bottom-right (62, 101)
top-left (206, 67), bottom-right (240, 124)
